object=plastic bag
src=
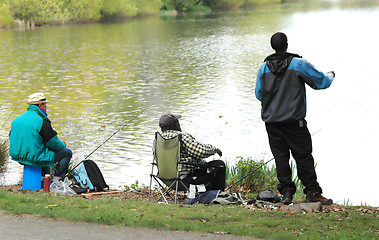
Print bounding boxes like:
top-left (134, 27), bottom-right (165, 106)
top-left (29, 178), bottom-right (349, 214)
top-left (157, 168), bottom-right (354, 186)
top-left (50, 177), bottom-right (76, 195)
top-left (72, 150), bottom-right (84, 168)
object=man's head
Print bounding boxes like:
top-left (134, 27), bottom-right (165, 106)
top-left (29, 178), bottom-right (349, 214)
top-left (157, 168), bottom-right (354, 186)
top-left (270, 32), bottom-right (288, 53)
top-left (27, 92), bottom-right (48, 112)
top-left (159, 113), bottom-right (182, 131)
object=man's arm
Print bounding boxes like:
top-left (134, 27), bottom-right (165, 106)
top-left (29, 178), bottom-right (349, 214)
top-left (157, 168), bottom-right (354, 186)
top-left (40, 118), bottom-right (65, 151)
top-left (255, 66), bottom-right (264, 101)
top-left (182, 133), bottom-right (219, 160)
top-left (294, 58), bottom-right (334, 89)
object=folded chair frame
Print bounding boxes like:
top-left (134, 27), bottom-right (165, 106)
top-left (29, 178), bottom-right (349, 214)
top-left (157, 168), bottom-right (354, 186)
top-left (148, 132), bottom-right (186, 204)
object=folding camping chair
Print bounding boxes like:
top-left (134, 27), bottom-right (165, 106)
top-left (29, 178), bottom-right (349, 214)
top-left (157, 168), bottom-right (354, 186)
top-left (148, 132), bottom-right (188, 204)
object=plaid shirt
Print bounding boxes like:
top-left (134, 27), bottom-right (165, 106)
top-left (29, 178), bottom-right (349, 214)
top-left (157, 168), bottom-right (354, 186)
top-left (153, 130), bottom-right (218, 173)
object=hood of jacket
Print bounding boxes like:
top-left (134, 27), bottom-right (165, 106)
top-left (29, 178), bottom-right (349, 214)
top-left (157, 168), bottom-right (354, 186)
top-left (264, 52), bottom-right (302, 74)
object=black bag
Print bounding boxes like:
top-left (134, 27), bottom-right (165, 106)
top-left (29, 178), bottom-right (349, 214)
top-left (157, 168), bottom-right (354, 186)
top-left (257, 190), bottom-right (280, 203)
top-left (73, 159), bottom-right (109, 192)
top-left (69, 182), bottom-right (90, 194)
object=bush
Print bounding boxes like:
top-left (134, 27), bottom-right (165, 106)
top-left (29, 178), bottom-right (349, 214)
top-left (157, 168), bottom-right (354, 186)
top-left (63, 0), bottom-right (102, 21)
top-left (0, 3), bottom-right (14, 27)
top-left (185, 4), bottom-right (211, 13)
top-left (101, 0), bottom-right (138, 20)
top-left (8, 0), bottom-right (65, 26)
top-left (226, 156), bottom-right (308, 200)
top-left (203, 0), bottom-right (244, 10)
top-left (0, 138), bottom-right (8, 175)
top-left (226, 156), bottom-right (278, 195)
top-left (243, 0), bottom-right (281, 8)
top-left (135, 0), bottom-right (163, 15)
top-left (161, 0), bottom-right (203, 13)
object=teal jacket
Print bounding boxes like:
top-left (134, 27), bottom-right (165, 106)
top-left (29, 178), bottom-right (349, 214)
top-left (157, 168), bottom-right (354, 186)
top-left (9, 105), bottom-right (65, 167)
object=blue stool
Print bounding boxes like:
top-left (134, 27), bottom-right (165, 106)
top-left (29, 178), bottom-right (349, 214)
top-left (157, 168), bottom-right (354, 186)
top-left (22, 165), bottom-right (42, 191)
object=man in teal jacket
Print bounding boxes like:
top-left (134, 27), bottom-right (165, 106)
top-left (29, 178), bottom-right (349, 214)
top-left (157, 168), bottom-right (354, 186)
top-left (9, 92), bottom-right (72, 181)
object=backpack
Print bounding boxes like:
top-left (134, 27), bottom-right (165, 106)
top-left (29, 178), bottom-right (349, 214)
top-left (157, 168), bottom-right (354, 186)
top-left (73, 160), bottom-right (109, 192)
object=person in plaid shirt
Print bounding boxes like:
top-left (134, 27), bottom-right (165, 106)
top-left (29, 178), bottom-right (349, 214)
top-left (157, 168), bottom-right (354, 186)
top-left (154, 113), bottom-right (225, 190)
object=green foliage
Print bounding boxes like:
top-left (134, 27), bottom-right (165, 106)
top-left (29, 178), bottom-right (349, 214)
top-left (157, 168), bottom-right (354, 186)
top-left (203, 0), bottom-right (244, 10)
top-left (101, 0), bottom-right (138, 20)
top-left (185, 4), bottom-right (211, 12)
top-left (243, 0), bottom-right (281, 7)
top-left (163, 0), bottom-right (281, 11)
top-left (0, 138), bottom-right (8, 175)
top-left (124, 180), bottom-right (149, 191)
top-left (161, 0), bottom-right (175, 11)
top-left (161, 0), bottom-right (207, 13)
top-left (135, 0), bottom-right (163, 15)
top-left (3, 0), bottom-right (163, 26)
top-left (0, 0), bottom-right (281, 27)
top-left (62, 0), bottom-right (102, 21)
top-left (8, 0), bottom-right (68, 25)
top-left (101, 0), bottom-right (163, 20)
top-left (0, 3), bottom-right (14, 27)
top-left (227, 156), bottom-right (278, 195)
top-left (226, 156), bottom-right (308, 200)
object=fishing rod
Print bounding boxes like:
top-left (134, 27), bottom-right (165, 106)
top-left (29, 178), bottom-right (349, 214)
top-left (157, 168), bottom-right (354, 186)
top-left (0, 83), bottom-right (36, 132)
top-left (226, 157), bottom-right (274, 190)
top-left (68, 105), bottom-right (152, 173)
top-left (226, 129), bottom-right (322, 190)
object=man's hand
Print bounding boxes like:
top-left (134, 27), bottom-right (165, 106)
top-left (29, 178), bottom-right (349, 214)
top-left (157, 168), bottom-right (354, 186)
top-left (216, 148), bottom-right (222, 157)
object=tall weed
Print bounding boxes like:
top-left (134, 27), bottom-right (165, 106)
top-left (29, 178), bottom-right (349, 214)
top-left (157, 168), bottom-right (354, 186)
top-left (226, 156), bottom-right (308, 200)
top-left (0, 138), bottom-right (8, 176)
top-left (226, 156), bottom-right (278, 196)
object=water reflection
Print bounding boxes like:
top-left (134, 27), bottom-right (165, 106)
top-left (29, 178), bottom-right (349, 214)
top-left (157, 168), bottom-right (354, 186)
top-left (1, 0), bottom-right (378, 206)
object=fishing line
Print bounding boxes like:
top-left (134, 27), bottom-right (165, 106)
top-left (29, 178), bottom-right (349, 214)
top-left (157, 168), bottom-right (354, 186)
top-left (0, 82), bottom-right (36, 132)
top-left (69, 105), bottom-right (153, 173)
top-left (226, 129), bottom-right (322, 190)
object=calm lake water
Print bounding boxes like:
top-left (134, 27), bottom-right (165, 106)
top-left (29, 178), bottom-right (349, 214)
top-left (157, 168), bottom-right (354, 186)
top-left (1, 0), bottom-right (378, 206)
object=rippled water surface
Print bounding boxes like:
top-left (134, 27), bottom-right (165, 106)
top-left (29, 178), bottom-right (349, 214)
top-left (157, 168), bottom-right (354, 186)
top-left (1, 0), bottom-right (378, 206)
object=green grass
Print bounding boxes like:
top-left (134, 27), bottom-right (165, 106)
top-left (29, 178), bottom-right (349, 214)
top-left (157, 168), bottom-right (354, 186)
top-left (0, 189), bottom-right (378, 239)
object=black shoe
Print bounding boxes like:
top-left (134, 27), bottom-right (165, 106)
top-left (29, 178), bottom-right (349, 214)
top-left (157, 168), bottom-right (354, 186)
top-left (305, 190), bottom-right (333, 205)
top-left (282, 191), bottom-right (293, 205)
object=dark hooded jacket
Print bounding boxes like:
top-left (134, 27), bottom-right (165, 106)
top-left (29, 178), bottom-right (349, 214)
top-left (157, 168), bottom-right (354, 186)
top-left (255, 52), bottom-right (333, 123)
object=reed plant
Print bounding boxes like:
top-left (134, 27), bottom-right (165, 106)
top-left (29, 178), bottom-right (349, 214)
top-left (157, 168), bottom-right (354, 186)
top-left (226, 156), bottom-right (278, 197)
top-left (0, 138), bottom-right (8, 176)
top-left (226, 156), bottom-right (308, 200)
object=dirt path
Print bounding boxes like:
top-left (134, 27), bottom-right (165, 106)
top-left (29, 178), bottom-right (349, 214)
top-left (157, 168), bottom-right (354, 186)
top-left (0, 211), bottom-right (259, 240)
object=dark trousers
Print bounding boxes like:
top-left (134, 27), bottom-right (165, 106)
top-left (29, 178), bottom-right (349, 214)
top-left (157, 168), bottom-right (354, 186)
top-left (265, 120), bottom-right (322, 194)
top-left (42, 147), bottom-right (72, 177)
top-left (184, 160), bottom-right (226, 191)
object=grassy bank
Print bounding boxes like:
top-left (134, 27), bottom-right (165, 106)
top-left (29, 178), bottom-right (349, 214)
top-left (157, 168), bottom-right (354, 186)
top-left (0, 189), bottom-right (378, 239)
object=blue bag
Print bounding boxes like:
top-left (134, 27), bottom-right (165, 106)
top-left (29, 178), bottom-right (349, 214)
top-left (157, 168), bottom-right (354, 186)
top-left (73, 160), bottom-right (109, 192)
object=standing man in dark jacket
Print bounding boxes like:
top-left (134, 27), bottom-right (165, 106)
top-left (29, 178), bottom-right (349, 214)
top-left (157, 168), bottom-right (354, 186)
top-left (255, 32), bottom-right (334, 205)
top-left (9, 92), bottom-right (72, 182)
